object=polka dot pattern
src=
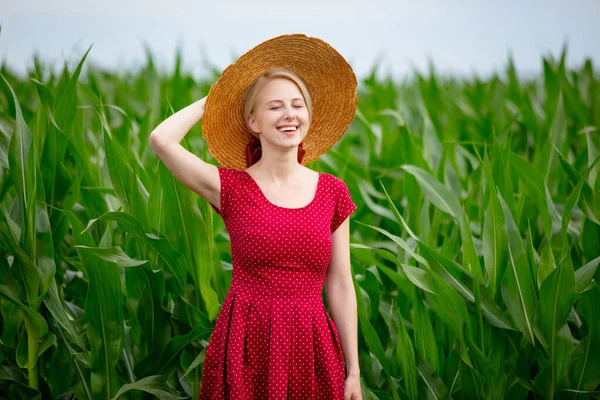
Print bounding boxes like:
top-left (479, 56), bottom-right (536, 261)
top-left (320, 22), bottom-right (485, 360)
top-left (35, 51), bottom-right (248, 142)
top-left (199, 166), bottom-right (357, 399)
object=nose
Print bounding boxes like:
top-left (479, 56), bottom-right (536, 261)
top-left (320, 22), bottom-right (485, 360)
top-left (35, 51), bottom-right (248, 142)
top-left (283, 105), bottom-right (296, 121)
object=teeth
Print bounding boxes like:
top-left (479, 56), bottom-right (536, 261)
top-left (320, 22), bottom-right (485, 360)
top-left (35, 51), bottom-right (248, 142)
top-left (278, 126), bottom-right (297, 132)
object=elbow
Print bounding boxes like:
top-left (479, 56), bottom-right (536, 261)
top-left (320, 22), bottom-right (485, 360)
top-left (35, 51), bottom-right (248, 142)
top-left (326, 273), bottom-right (354, 294)
top-left (149, 130), bottom-right (166, 152)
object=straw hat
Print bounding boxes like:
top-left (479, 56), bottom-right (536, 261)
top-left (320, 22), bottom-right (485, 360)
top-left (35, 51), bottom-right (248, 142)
top-left (201, 34), bottom-right (358, 170)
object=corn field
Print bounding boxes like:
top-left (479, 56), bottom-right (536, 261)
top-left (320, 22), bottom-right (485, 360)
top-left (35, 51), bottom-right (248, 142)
top-left (0, 45), bottom-right (599, 399)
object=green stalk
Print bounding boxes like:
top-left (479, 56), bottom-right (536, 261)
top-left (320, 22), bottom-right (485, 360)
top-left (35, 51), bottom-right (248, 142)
top-left (28, 332), bottom-right (39, 390)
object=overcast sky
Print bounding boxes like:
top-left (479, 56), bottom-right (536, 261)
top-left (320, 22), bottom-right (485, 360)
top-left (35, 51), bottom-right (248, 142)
top-left (1, 0), bottom-right (599, 80)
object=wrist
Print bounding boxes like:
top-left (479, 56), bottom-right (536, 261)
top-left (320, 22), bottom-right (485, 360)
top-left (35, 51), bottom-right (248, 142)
top-left (197, 97), bottom-right (207, 114)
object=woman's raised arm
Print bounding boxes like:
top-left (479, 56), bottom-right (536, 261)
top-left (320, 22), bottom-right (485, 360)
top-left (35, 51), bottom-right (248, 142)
top-left (149, 96), bottom-right (221, 210)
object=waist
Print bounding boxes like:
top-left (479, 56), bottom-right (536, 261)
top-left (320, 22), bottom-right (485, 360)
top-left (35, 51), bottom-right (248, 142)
top-left (229, 279), bottom-right (323, 299)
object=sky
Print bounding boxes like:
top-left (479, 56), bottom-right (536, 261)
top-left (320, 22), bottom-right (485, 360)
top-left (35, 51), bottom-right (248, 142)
top-left (1, 0), bottom-right (599, 81)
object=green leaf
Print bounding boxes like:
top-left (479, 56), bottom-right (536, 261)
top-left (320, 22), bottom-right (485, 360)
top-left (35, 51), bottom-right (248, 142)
top-left (16, 333), bottom-right (56, 368)
top-left (102, 128), bottom-right (151, 232)
top-left (379, 181), bottom-right (422, 243)
top-left (55, 45), bottom-right (91, 142)
top-left (418, 244), bottom-right (474, 302)
top-left (584, 130), bottom-right (598, 188)
top-left (0, 292), bottom-right (21, 349)
top-left (136, 267), bottom-right (171, 368)
top-left (396, 301), bottom-right (418, 399)
top-left (151, 325), bottom-right (211, 378)
top-left (1, 73), bottom-right (41, 308)
top-left (67, 211), bottom-right (124, 399)
top-left (42, 282), bottom-right (88, 351)
top-left (33, 160), bottom-right (57, 306)
top-left (533, 324), bottom-right (573, 399)
top-left (575, 256), bottom-right (600, 293)
top-left (498, 192), bottom-right (538, 345)
top-left (158, 162), bottom-right (219, 320)
top-left (73, 245), bottom-right (148, 267)
top-left (0, 365), bottom-right (42, 399)
top-left (402, 264), bottom-right (435, 295)
top-left (416, 352), bottom-right (449, 400)
top-left (82, 211), bottom-right (186, 295)
top-left (460, 209), bottom-right (483, 281)
top-left (543, 94), bottom-right (567, 183)
top-left (1, 73), bottom-right (33, 222)
top-left (111, 375), bottom-right (187, 400)
top-left (581, 218), bottom-right (600, 261)
top-left (418, 244), bottom-right (513, 330)
top-left (568, 282), bottom-right (600, 394)
top-left (482, 170), bottom-right (508, 298)
top-left (426, 275), bottom-right (469, 346)
top-left (351, 244), bottom-right (431, 295)
top-left (350, 269), bottom-right (391, 375)
top-left (536, 252), bottom-right (576, 390)
top-left (181, 348), bottom-right (206, 379)
top-left (0, 285), bottom-right (48, 341)
top-left (555, 146), bottom-right (600, 225)
top-left (561, 389), bottom-right (600, 396)
top-left (412, 289), bottom-right (439, 374)
top-left (0, 220), bottom-right (42, 307)
top-left (560, 155), bottom-right (600, 251)
top-left (509, 151), bottom-right (555, 239)
top-left (356, 179), bottom-right (396, 221)
top-left (30, 78), bottom-right (62, 133)
top-left (357, 222), bottom-right (429, 268)
top-left (401, 165), bottom-right (462, 220)
top-left (538, 242), bottom-right (557, 289)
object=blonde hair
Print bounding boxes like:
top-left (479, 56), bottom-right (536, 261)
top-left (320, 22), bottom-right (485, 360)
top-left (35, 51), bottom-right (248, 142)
top-left (243, 68), bottom-right (313, 138)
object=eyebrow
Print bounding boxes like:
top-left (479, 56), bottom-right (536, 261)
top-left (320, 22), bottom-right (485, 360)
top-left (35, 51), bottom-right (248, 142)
top-left (267, 98), bottom-right (305, 104)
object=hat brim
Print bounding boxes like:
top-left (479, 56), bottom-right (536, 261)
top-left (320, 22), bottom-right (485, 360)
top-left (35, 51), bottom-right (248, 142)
top-left (202, 34), bottom-right (358, 170)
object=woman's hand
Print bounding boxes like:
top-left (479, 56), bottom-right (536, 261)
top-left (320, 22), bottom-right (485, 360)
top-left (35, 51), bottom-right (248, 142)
top-left (150, 95), bottom-right (208, 145)
top-left (344, 373), bottom-right (363, 400)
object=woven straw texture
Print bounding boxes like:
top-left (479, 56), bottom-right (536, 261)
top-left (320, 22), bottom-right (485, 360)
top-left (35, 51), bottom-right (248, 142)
top-left (202, 34), bottom-right (358, 170)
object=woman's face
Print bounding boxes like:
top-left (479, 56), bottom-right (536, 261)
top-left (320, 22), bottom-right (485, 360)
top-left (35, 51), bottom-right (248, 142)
top-left (248, 78), bottom-right (310, 151)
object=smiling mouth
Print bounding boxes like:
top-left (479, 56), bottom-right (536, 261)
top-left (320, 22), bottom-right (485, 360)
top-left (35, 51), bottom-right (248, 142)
top-left (277, 126), bottom-right (299, 133)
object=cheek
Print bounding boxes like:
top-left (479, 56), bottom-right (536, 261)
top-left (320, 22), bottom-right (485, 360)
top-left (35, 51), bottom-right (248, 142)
top-left (301, 123), bottom-right (310, 138)
top-left (264, 112), bottom-right (279, 124)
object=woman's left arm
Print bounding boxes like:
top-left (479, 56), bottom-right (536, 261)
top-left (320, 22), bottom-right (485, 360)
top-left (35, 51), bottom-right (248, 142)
top-left (325, 218), bottom-right (362, 398)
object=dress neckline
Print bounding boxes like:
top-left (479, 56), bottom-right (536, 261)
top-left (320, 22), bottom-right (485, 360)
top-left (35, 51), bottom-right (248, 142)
top-left (241, 170), bottom-right (322, 210)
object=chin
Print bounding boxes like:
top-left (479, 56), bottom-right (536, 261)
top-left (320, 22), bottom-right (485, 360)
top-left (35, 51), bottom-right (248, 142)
top-left (277, 141), bottom-right (301, 151)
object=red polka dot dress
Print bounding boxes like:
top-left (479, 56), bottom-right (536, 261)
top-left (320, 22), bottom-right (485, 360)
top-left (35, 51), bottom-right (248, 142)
top-left (198, 166), bottom-right (357, 400)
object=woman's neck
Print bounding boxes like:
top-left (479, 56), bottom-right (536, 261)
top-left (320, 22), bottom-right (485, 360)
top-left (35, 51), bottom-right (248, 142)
top-left (248, 147), bottom-right (305, 182)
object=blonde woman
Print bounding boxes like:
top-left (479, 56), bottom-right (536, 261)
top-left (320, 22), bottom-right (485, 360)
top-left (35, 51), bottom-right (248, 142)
top-left (150, 34), bottom-right (362, 400)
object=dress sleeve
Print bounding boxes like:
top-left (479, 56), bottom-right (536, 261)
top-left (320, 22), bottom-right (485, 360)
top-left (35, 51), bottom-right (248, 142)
top-left (330, 179), bottom-right (357, 233)
top-left (210, 166), bottom-right (234, 218)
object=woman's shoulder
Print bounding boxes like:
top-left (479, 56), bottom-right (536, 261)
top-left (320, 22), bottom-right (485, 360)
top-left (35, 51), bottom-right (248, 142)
top-left (216, 165), bottom-right (247, 178)
top-left (318, 172), bottom-right (351, 194)
top-left (214, 166), bottom-right (248, 193)
top-left (318, 170), bottom-right (348, 184)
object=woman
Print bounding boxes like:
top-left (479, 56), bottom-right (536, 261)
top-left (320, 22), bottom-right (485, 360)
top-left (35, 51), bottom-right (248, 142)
top-left (150, 34), bottom-right (362, 400)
